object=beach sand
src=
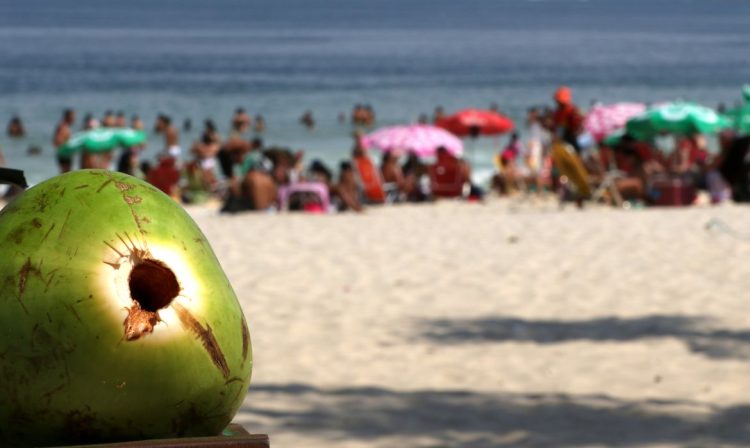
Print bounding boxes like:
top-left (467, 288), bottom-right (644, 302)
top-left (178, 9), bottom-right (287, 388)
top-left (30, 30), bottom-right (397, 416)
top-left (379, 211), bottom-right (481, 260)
top-left (192, 199), bottom-right (750, 447)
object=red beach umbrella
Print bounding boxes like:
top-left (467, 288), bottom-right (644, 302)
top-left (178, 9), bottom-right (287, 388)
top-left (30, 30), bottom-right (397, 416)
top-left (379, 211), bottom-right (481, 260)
top-left (436, 109), bottom-right (514, 137)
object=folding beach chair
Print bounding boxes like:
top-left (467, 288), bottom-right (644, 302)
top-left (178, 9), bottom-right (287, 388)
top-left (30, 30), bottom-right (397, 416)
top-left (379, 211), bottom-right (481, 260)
top-left (0, 168), bottom-right (28, 189)
top-left (428, 153), bottom-right (467, 199)
top-left (277, 182), bottom-right (331, 213)
top-left (353, 155), bottom-right (398, 204)
top-left (551, 141), bottom-right (625, 207)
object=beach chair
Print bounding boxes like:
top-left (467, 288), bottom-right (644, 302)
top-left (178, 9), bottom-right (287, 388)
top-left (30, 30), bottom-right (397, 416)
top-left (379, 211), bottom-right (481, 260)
top-left (429, 155), bottom-right (466, 198)
top-left (0, 168), bottom-right (28, 189)
top-left (0, 167), bottom-right (28, 200)
top-left (353, 155), bottom-right (398, 204)
top-left (492, 153), bottom-right (531, 197)
top-left (277, 181), bottom-right (331, 213)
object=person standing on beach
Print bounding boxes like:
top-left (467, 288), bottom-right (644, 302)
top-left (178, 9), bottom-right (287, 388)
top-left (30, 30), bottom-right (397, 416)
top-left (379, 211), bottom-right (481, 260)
top-left (524, 107), bottom-right (550, 194)
top-left (552, 86), bottom-right (584, 154)
top-left (102, 110), bottom-right (116, 127)
top-left (154, 114), bottom-right (181, 164)
top-left (53, 108), bottom-right (76, 173)
top-left (131, 115), bottom-right (144, 130)
top-left (114, 111), bottom-right (127, 127)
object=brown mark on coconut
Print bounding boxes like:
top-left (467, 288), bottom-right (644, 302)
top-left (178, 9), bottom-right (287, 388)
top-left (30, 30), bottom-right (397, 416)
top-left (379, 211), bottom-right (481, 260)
top-left (31, 218), bottom-right (42, 228)
top-left (7, 225), bottom-right (26, 244)
top-left (74, 184), bottom-right (89, 190)
top-left (122, 302), bottom-right (160, 341)
top-left (44, 269), bottom-right (59, 293)
top-left (172, 303), bottom-right (230, 379)
top-left (41, 383), bottom-right (66, 404)
top-left (124, 195), bottom-right (142, 205)
top-left (116, 232), bottom-right (149, 261)
top-left (41, 223), bottom-right (56, 243)
top-left (35, 192), bottom-right (51, 212)
top-left (103, 172), bottom-right (150, 236)
top-left (96, 178), bottom-right (114, 193)
top-left (58, 209), bottom-right (72, 240)
top-left (115, 181), bottom-right (132, 191)
top-left (241, 316), bottom-right (249, 363)
top-left (224, 376), bottom-right (243, 386)
top-left (18, 257), bottom-right (42, 300)
top-left (63, 303), bottom-right (83, 324)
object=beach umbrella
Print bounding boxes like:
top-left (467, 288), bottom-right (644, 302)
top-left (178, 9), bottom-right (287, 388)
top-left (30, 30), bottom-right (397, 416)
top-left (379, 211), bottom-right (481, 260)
top-left (584, 102), bottom-right (646, 142)
top-left (436, 109), bottom-right (514, 137)
top-left (625, 102), bottom-right (730, 140)
top-left (601, 129), bottom-right (626, 147)
top-left (116, 128), bottom-right (148, 147)
top-left (361, 124), bottom-right (463, 157)
top-left (723, 106), bottom-right (750, 134)
top-left (58, 128), bottom-right (147, 157)
top-left (722, 86), bottom-right (750, 134)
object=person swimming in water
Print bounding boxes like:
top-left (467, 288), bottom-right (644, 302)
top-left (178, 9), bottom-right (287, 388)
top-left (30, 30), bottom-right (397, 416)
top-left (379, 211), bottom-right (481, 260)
top-left (253, 114), bottom-right (266, 134)
top-left (300, 110), bottom-right (315, 130)
top-left (7, 116), bottom-right (25, 138)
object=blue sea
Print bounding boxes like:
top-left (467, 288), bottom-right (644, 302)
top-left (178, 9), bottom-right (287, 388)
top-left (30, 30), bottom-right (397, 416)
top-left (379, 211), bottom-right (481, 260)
top-left (1, 0), bottom-right (749, 185)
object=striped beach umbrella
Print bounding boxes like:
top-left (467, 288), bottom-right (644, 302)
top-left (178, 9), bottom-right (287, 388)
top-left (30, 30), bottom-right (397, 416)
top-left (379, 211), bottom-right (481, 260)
top-left (361, 124), bottom-right (463, 157)
top-left (584, 103), bottom-right (646, 142)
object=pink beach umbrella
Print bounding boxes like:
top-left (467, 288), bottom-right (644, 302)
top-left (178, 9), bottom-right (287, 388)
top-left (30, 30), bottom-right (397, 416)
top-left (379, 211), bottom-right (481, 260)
top-left (361, 124), bottom-right (464, 157)
top-left (584, 102), bottom-right (647, 142)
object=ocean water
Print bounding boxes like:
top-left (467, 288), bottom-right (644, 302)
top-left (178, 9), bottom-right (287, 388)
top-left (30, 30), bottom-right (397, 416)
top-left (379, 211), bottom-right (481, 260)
top-left (1, 0), bottom-right (749, 185)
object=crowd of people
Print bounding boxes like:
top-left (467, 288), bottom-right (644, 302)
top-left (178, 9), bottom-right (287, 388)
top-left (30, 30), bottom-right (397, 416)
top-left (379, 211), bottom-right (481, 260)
top-left (24, 103), bottom-right (440, 213)
top-left (3, 87), bottom-right (750, 211)
top-left (489, 87), bottom-right (749, 207)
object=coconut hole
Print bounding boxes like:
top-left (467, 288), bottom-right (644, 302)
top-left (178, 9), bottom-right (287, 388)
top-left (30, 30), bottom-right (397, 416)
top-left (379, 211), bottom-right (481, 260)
top-left (128, 259), bottom-right (180, 312)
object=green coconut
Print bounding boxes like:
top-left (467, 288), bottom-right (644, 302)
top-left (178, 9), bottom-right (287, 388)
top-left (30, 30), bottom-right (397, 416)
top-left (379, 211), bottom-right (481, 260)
top-left (0, 170), bottom-right (252, 446)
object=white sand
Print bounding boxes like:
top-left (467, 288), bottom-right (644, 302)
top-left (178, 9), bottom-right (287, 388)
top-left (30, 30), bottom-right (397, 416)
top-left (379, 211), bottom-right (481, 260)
top-left (189, 199), bottom-right (750, 447)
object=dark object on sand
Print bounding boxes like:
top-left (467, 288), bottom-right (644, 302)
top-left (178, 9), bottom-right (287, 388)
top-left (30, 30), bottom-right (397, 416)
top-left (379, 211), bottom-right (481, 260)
top-left (719, 135), bottom-right (750, 202)
top-left (26, 145), bottom-right (43, 156)
top-left (64, 424), bottom-right (269, 447)
top-left (0, 167), bottom-right (28, 189)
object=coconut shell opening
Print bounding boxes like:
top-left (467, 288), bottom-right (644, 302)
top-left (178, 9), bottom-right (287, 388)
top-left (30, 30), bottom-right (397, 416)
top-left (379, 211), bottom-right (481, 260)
top-left (128, 259), bottom-right (179, 312)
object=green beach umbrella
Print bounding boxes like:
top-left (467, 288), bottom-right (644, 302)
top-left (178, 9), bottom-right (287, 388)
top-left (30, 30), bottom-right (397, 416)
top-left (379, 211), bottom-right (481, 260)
top-left (722, 86), bottom-right (750, 134)
top-left (116, 128), bottom-right (147, 147)
top-left (602, 128), bottom-right (625, 147)
top-left (625, 102), bottom-right (730, 140)
top-left (58, 128), bottom-right (147, 157)
top-left (723, 105), bottom-right (750, 134)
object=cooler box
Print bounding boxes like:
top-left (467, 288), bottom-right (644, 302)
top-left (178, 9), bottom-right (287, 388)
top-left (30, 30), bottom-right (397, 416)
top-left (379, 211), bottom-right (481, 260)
top-left (650, 178), bottom-right (696, 206)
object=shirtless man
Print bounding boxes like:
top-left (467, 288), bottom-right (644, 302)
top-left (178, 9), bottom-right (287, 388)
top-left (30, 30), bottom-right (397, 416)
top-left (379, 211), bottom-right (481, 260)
top-left (53, 108), bottom-right (76, 173)
top-left (154, 114), bottom-right (181, 163)
top-left (232, 108), bottom-right (251, 135)
top-left (114, 111), bottom-right (127, 127)
top-left (102, 110), bottom-right (116, 127)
